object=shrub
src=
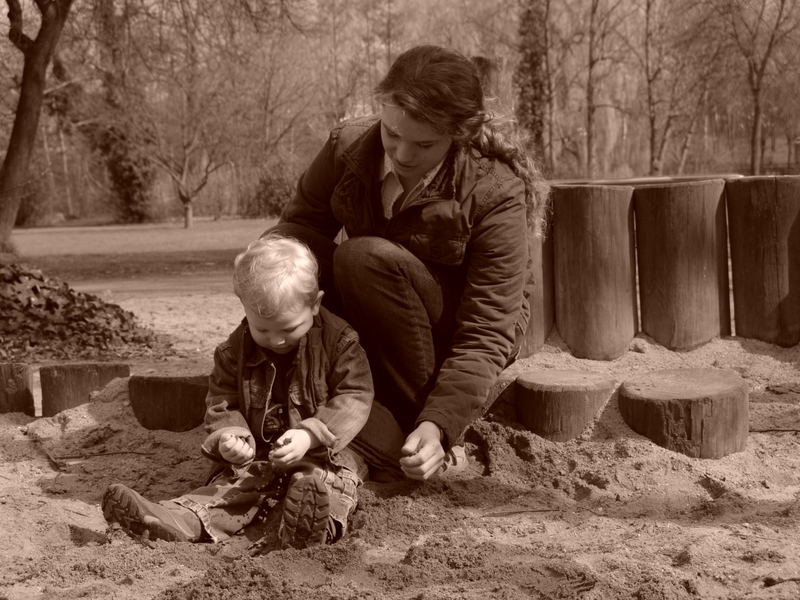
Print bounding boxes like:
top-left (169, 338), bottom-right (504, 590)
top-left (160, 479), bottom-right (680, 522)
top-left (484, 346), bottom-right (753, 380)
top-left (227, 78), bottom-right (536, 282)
top-left (240, 170), bottom-right (295, 218)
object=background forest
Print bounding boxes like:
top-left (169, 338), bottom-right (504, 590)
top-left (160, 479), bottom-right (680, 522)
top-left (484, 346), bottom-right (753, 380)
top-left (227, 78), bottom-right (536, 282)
top-left (2, 0), bottom-right (800, 229)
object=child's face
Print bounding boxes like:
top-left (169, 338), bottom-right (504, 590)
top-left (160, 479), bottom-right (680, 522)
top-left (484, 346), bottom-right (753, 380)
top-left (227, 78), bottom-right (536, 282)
top-left (243, 292), bottom-right (323, 354)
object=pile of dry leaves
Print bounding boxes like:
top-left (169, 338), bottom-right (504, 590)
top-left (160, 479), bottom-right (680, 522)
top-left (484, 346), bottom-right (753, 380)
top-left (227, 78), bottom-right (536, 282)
top-left (0, 263), bottom-right (171, 362)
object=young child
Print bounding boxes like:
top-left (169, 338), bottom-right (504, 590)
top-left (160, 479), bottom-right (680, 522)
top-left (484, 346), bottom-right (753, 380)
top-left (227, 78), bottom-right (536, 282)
top-left (102, 234), bottom-right (373, 549)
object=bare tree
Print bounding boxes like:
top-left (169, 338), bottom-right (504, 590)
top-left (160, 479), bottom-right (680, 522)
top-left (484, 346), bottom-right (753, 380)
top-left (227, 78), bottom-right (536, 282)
top-left (0, 0), bottom-right (74, 250)
top-left (515, 0), bottom-right (548, 162)
top-left (583, 0), bottom-right (628, 178)
top-left (718, 0), bottom-right (800, 174)
top-left (626, 0), bottom-right (726, 175)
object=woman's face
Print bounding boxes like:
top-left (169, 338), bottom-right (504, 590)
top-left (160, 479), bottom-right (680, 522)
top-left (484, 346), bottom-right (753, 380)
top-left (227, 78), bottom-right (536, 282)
top-left (380, 103), bottom-right (453, 188)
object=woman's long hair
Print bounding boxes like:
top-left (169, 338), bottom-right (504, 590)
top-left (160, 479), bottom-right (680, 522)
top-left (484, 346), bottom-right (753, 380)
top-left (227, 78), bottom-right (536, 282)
top-left (376, 45), bottom-right (550, 237)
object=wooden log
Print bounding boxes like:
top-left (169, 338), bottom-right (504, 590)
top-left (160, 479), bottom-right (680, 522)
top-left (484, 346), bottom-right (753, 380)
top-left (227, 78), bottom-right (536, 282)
top-left (0, 363), bottom-right (35, 416)
top-left (725, 175), bottom-right (800, 347)
top-left (40, 362), bottom-right (131, 417)
top-left (633, 179), bottom-right (731, 350)
top-left (519, 223), bottom-right (555, 358)
top-left (552, 185), bottom-right (637, 360)
top-left (618, 368), bottom-right (748, 459)
top-left (128, 375), bottom-right (208, 432)
top-left (514, 370), bottom-right (617, 442)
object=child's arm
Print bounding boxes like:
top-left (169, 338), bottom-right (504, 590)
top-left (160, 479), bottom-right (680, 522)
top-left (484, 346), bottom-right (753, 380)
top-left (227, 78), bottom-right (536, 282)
top-left (200, 333), bottom-right (256, 465)
top-left (295, 326), bottom-right (373, 454)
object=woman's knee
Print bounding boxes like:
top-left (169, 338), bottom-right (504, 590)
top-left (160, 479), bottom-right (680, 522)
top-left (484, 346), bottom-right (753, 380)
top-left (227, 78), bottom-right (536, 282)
top-left (333, 236), bottom-right (407, 277)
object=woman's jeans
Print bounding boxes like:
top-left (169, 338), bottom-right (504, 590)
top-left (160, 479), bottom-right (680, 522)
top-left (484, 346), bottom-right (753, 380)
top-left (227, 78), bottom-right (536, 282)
top-left (267, 223), bottom-right (457, 479)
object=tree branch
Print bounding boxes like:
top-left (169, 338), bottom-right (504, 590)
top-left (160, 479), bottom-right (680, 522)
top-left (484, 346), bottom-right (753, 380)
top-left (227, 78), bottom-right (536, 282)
top-left (7, 0), bottom-right (34, 54)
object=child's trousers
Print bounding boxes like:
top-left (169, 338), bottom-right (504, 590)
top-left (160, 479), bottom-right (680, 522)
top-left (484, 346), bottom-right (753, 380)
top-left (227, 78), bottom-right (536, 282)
top-left (171, 459), bottom-right (360, 543)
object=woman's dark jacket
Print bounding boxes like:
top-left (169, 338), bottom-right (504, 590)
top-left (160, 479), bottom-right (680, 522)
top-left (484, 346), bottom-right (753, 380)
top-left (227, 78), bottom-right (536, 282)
top-left (281, 116), bottom-right (531, 445)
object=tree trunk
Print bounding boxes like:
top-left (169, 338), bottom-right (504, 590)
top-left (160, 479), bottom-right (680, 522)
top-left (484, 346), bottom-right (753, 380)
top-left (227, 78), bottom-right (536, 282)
top-left (552, 184), bottom-right (637, 360)
top-left (0, 0), bottom-right (74, 248)
top-left (750, 93), bottom-right (763, 175)
top-left (41, 120), bottom-right (56, 218)
top-left (58, 125), bottom-right (74, 217)
top-left (619, 368), bottom-right (748, 459)
top-left (40, 362), bottom-right (130, 417)
top-left (128, 375), bottom-right (209, 432)
top-left (0, 363), bottom-right (35, 416)
top-left (518, 222), bottom-right (554, 358)
top-left (515, 369), bottom-right (616, 442)
top-left (726, 176), bottom-right (800, 346)
top-left (184, 202), bottom-right (194, 229)
top-left (634, 179), bottom-right (731, 350)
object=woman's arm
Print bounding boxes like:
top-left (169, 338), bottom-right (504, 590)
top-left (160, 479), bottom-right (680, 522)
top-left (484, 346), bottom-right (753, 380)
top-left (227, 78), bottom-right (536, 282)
top-left (417, 176), bottom-right (529, 445)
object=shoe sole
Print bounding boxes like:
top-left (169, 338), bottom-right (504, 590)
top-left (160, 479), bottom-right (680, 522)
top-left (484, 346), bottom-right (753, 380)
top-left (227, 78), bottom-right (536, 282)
top-left (102, 484), bottom-right (189, 542)
top-left (280, 474), bottom-right (330, 549)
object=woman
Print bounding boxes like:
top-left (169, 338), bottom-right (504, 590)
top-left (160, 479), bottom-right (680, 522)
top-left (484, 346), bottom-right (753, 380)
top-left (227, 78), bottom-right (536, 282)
top-left (268, 45), bottom-right (549, 481)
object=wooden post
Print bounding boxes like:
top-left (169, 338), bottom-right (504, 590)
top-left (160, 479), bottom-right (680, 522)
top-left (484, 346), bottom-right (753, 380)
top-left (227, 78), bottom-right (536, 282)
top-left (0, 363), bottom-right (35, 416)
top-left (552, 185), bottom-right (637, 360)
top-left (726, 176), bottom-right (800, 347)
top-left (514, 370), bottom-right (617, 442)
top-left (618, 368), bottom-right (748, 459)
top-left (518, 223), bottom-right (554, 358)
top-left (634, 179), bottom-right (730, 350)
top-left (40, 362), bottom-right (130, 417)
top-left (128, 375), bottom-right (208, 432)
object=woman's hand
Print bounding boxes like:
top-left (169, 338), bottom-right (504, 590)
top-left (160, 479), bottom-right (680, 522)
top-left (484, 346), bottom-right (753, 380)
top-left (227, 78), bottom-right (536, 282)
top-left (218, 432), bottom-right (255, 465)
top-left (399, 421), bottom-right (445, 480)
top-left (269, 429), bottom-right (313, 468)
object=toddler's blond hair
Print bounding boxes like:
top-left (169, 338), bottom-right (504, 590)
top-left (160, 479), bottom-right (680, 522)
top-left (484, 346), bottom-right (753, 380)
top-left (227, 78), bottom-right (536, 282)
top-left (233, 234), bottom-right (319, 317)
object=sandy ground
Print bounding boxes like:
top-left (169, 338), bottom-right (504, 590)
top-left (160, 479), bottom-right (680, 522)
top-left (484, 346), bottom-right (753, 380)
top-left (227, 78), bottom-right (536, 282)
top-left (2, 284), bottom-right (800, 600)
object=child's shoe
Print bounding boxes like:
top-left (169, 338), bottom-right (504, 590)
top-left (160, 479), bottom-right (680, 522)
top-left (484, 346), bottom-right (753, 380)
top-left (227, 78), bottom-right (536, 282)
top-left (279, 468), bottom-right (332, 549)
top-left (102, 483), bottom-right (202, 542)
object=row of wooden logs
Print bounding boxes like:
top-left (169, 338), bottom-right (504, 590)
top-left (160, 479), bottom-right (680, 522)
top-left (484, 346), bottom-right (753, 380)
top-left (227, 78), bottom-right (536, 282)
top-left (487, 366), bottom-right (749, 459)
top-left (0, 362), bottom-right (207, 431)
top-left (1, 362), bottom-right (749, 460)
top-left (519, 176), bottom-right (800, 361)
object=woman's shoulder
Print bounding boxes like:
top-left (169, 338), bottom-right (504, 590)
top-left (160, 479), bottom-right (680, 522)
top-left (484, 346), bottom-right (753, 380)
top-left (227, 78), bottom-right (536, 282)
top-left (330, 115), bottom-right (380, 146)
top-left (454, 147), bottom-right (523, 201)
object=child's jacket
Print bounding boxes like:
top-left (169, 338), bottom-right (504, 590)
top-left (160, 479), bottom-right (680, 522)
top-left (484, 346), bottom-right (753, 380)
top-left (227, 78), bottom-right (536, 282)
top-left (201, 306), bottom-right (373, 469)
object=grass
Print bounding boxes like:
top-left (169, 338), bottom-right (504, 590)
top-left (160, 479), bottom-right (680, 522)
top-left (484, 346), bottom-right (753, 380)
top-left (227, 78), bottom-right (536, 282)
top-left (10, 218), bottom-right (274, 281)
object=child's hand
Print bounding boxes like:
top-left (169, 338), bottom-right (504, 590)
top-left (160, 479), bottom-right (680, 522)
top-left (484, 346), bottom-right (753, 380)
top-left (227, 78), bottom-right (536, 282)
top-left (268, 429), bottom-right (312, 468)
top-left (219, 432), bottom-right (255, 465)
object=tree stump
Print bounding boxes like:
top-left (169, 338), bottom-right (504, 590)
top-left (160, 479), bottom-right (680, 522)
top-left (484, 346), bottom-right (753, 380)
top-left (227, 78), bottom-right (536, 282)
top-left (633, 179), bottom-right (731, 350)
top-left (40, 362), bottom-right (131, 417)
top-left (726, 176), bottom-right (800, 347)
top-left (618, 368), bottom-right (748, 459)
top-left (0, 363), bottom-right (35, 416)
top-left (514, 370), bottom-right (617, 441)
top-left (551, 185), bottom-right (637, 360)
top-left (128, 375), bottom-right (209, 432)
top-left (518, 226), bottom-right (555, 358)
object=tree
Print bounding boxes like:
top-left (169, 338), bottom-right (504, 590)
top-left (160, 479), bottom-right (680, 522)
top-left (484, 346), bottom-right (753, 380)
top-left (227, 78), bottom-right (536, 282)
top-left (0, 0), bottom-right (74, 251)
top-left (718, 0), bottom-right (800, 174)
top-left (626, 0), bottom-right (726, 175)
top-left (583, 0), bottom-right (629, 179)
top-left (515, 0), bottom-right (548, 162)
